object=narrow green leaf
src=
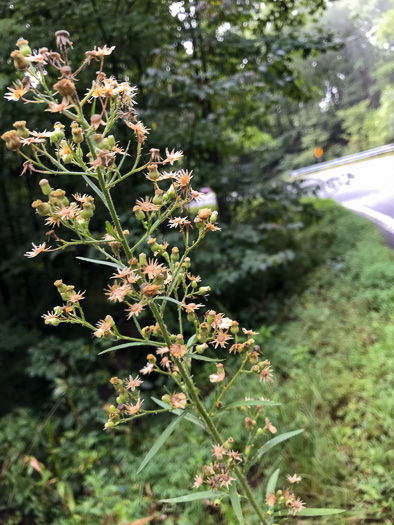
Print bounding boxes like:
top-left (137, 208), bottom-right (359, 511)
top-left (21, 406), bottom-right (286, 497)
top-left (81, 173), bottom-right (109, 210)
top-left (185, 353), bottom-right (225, 363)
top-left (223, 399), bottom-right (281, 411)
top-left (266, 468), bottom-right (280, 499)
top-left (155, 296), bottom-right (184, 308)
top-left (137, 412), bottom-right (186, 474)
top-left (229, 483), bottom-right (245, 525)
top-left (98, 341), bottom-right (160, 355)
top-left (160, 490), bottom-right (217, 504)
top-left (105, 221), bottom-right (120, 241)
top-left (151, 397), bottom-right (205, 428)
top-left (277, 508), bottom-right (344, 517)
top-left (248, 429), bottom-right (304, 469)
top-left (76, 256), bottom-right (121, 269)
top-left (186, 334), bottom-right (196, 349)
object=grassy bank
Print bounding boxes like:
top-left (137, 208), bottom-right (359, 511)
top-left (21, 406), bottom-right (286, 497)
top-left (262, 200), bottom-right (394, 523)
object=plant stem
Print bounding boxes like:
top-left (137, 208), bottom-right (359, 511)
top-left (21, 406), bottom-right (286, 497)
top-left (149, 301), bottom-right (268, 525)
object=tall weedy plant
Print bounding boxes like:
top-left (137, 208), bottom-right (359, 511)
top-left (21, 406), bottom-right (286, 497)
top-left (2, 32), bottom-right (343, 524)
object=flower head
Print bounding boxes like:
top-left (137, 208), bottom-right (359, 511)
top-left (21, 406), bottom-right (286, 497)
top-left (287, 474), bottom-right (302, 484)
top-left (170, 392), bottom-right (187, 409)
top-left (4, 81), bottom-right (28, 101)
top-left (125, 375), bottom-right (143, 391)
top-left (24, 242), bottom-right (51, 258)
top-left (124, 398), bottom-right (143, 415)
top-left (164, 148), bottom-right (183, 165)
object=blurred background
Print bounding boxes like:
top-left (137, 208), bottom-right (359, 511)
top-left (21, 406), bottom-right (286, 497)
top-left (0, 1), bottom-right (393, 524)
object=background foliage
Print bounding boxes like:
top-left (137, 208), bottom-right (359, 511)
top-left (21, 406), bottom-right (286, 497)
top-left (1, 0), bottom-right (394, 524)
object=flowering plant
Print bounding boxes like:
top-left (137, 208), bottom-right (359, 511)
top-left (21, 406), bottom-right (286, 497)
top-left (2, 32), bottom-right (343, 524)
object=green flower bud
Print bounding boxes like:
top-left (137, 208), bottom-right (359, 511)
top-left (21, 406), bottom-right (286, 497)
top-left (104, 421), bottom-right (115, 429)
top-left (196, 343), bottom-right (208, 354)
top-left (107, 135), bottom-right (116, 148)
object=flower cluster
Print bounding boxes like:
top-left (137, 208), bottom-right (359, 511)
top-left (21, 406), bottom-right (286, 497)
top-left (266, 474), bottom-right (306, 516)
top-left (2, 32), bottom-right (309, 524)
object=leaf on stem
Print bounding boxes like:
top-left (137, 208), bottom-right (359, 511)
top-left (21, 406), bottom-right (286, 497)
top-left (76, 256), bottom-right (122, 269)
top-left (98, 341), bottom-right (160, 355)
top-left (151, 397), bottom-right (205, 428)
top-left (276, 508), bottom-right (344, 517)
top-left (229, 482), bottom-right (245, 525)
top-left (248, 429), bottom-right (304, 469)
top-left (221, 399), bottom-right (281, 411)
top-left (81, 173), bottom-right (109, 210)
top-left (266, 468), bottom-right (280, 499)
top-left (184, 353), bottom-right (225, 363)
top-left (137, 411), bottom-right (186, 474)
top-left (105, 221), bottom-right (120, 241)
top-left (154, 296), bottom-right (184, 308)
top-left (160, 490), bottom-right (218, 504)
top-left (186, 334), bottom-right (196, 349)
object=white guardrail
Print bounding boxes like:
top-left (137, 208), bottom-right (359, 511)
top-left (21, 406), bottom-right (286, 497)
top-left (290, 143), bottom-right (394, 178)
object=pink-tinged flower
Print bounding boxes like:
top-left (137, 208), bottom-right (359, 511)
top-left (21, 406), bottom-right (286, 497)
top-left (259, 366), bottom-right (274, 384)
top-left (287, 474), bottom-right (302, 484)
top-left (105, 282), bottom-right (131, 303)
top-left (266, 493), bottom-right (276, 506)
top-left (45, 217), bottom-right (61, 228)
top-left (290, 497), bottom-right (306, 515)
top-left (125, 120), bottom-right (150, 144)
top-left (57, 204), bottom-right (79, 221)
top-left (4, 81), bottom-right (28, 101)
top-left (168, 217), bottom-right (186, 228)
top-left (140, 363), bottom-right (154, 375)
top-left (183, 302), bottom-right (204, 312)
top-left (72, 193), bottom-right (90, 203)
top-left (242, 328), bottom-right (258, 336)
top-left (163, 148), bottom-right (183, 165)
top-left (21, 137), bottom-right (45, 146)
top-left (187, 273), bottom-right (201, 283)
top-left (170, 392), bottom-right (187, 409)
top-left (264, 417), bottom-right (277, 434)
top-left (190, 189), bottom-right (205, 202)
top-left (212, 330), bottom-right (233, 349)
top-left (193, 474), bottom-right (204, 489)
top-left (143, 258), bottom-right (165, 280)
top-left (86, 45), bottom-right (116, 58)
top-left (228, 450), bottom-right (242, 462)
top-left (93, 317), bottom-right (113, 338)
top-left (46, 99), bottom-right (72, 113)
top-left (150, 148), bottom-right (162, 162)
top-left (156, 346), bottom-right (169, 356)
top-left (124, 398), bottom-right (143, 415)
top-left (209, 364), bottom-right (225, 383)
top-left (160, 356), bottom-right (171, 369)
top-left (219, 473), bottom-right (235, 488)
top-left (68, 290), bottom-right (86, 303)
top-left (170, 343), bottom-right (187, 358)
top-left (125, 375), bottom-right (143, 391)
top-left (212, 444), bottom-right (225, 460)
top-left (206, 222), bottom-right (221, 232)
top-left (24, 242), bottom-right (51, 258)
top-left (211, 313), bottom-right (232, 330)
top-left (41, 311), bottom-right (59, 325)
top-left (174, 169), bottom-right (193, 191)
top-left (126, 302), bottom-right (145, 319)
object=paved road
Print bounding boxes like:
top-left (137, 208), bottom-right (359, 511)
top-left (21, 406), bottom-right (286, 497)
top-left (306, 155), bottom-right (394, 246)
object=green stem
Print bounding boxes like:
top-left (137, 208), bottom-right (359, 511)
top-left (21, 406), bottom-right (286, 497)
top-left (149, 302), bottom-right (268, 525)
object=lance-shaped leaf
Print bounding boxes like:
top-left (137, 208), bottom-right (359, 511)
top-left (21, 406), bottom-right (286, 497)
top-left (154, 296), bottom-right (184, 307)
top-left (266, 468), bottom-right (280, 499)
top-left (185, 353), bottom-right (225, 363)
top-left (105, 221), bottom-right (121, 241)
top-left (137, 411), bottom-right (186, 474)
top-left (276, 508), bottom-right (344, 517)
top-left (248, 429), bottom-right (304, 469)
top-left (151, 397), bottom-right (205, 429)
top-left (229, 482), bottom-right (245, 525)
top-left (221, 399), bottom-right (281, 411)
top-left (76, 256), bottom-right (121, 269)
top-left (98, 341), bottom-right (160, 355)
top-left (186, 334), bottom-right (196, 349)
top-left (81, 173), bottom-right (109, 210)
top-left (160, 490), bottom-right (217, 504)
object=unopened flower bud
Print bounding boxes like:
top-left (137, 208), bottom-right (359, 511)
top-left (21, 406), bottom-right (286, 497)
top-left (194, 217), bottom-right (203, 228)
top-left (184, 257), bottom-right (190, 269)
top-left (252, 365), bottom-right (260, 373)
top-left (71, 123), bottom-right (84, 143)
top-left (249, 351), bottom-right (259, 365)
top-left (107, 135), bottom-right (116, 148)
top-left (199, 322), bottom-right (210, 336)
top-left (258, 360), bottom-right (270, 369)
top-left (39, 179), bottom-right (52, 196)
top-left (54, 79), bottom-right (75, 97)
top-left (199, 286), bottom-right (211, 294)
top-left (210, 210), bottom-right (218, 222)
top-left (196, 343), bottom-right (208, 354)
top-left (50, 123), bottom-right (65, 145)
top-left (161, 394), bottom-right (170, 404)
top-left (13, 121), bottom-right (29, 138)
top-left (147, 238), bottom-right (161, 253)
top-left (148, 164), bottom-right (160, 181)
top-left (104, 421), bottom-right (115, 429)
top-left (230, 321), bottom-right (239, 334)
top-left (32, 200), bottom-right (50, 216)
top-left (166, 184), bottom-right (176, 199)
top-left (146, 353), bottom-right (156, 363)
top-left (11, 50), bottom-right (28, 70)
top-left (141, 326), bottom-right (153, 340)
top-left (171, 247), bottom-right (179, 262)
top-left (16, 39), bottom-right (32, 57)
top-left (1, 130), bottom-right (21, 151)
top-left (133, 207), bottom-right (145, 220)
top-left (139, 253), bottom-right (147, 266)
top-left (54, 279), bottom-right (67, 293)
top-left (207, 311), bottom-right (216, 324)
